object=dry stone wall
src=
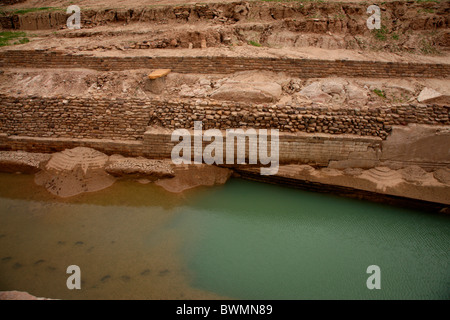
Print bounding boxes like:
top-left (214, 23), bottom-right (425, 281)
top-left (1, 95), bottom-right (449, 142)
top-left (2, 92), bottom-right (448, 169)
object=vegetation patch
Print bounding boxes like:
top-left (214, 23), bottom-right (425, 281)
top-left (415, 0), bottom-right (440, 3)
top-left (373, 89), bottom-right (386, 98)
top-left (0, 7), bottom-right (61, 16)
top-left (0, 31), bottom-right (29, 47)
top-left (420, 39), bottom-right (440, 55)
top-left (248, 40), bottom-right (262, 47)
top-left (418, 8), bottom-right (435, 13)
top-left (372, 25), bottom-right (389, 41)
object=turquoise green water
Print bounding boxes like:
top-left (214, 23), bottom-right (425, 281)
top-left (176, 179), bottom-right (450, 299)
top-left (0, 173), bottom-right (448, 299)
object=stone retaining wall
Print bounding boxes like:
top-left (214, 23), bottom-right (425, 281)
top-left (0, 95), bottom-right (448, 141)
top-left (1, 124), bottom-right (447, 169)
top-left (1, 50), bottom-right (449, 79)
top-left (0, 131), bottom-right (381, 167)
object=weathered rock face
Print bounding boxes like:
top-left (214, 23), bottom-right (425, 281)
top-left (417, 87), bottom-right (450, 105)
top-left (34, 147), bottom-right (115, 198)
top-left (346, 84), bottom-right (368, 105)
top-left (380, 125), bottom-right (450, 167)
top-left (384, 81), bottom-right (415, 94)
top-left (144, 77), bottom-right (167, 94)
top-left (297, 80), bottom-right (371, 105)
top-left (321, 80), bottom-right (346, 95)
top-left (155, 164), bottom-right (232, 193)
top-left (210, 81), bottom-right (282, 103)
top-left (298, 82), bottom-right (332, 104)
top-left (0, 151), bottom-right (50, 174)
top-left (298, 81), bottom-right (321, 97)
top-left (433, 168), bottom-right (450, 185)
top-left (179, 83), bottom-right (209, 98)
top-left (105, 155), bottom-right (174, 179)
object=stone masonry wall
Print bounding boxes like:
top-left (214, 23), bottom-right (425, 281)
top-left (0, 95), bottom-right (151, 141)
top-left (143, 128), bottom-right (381, 166)
top-left (0, 95), bottom-right (448, 141)
top-left (0, 131), bottom-right (381, 167)
top-left (1, 50), bottom-right (449, 78)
